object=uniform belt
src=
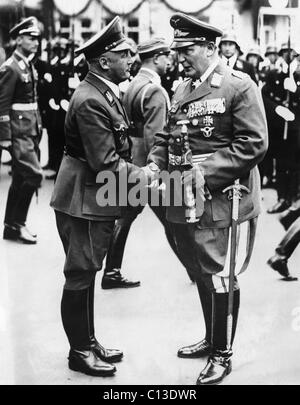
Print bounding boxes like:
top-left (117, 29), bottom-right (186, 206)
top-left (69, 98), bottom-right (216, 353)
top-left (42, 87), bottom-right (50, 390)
top-left (11, 102), bottom-right (38, 111)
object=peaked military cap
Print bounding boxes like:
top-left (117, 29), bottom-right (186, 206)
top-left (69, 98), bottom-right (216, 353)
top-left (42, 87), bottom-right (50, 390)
top-left (137, 38), bottom-right (170, 58)
top-left (170, 13), bottom-right (223, 50)
top-left (265, 45), bottom-right (278, 56)
top-left (9, 16), bottom-right (40, 39)
top-left (75, 16), bottom-right (131, 59)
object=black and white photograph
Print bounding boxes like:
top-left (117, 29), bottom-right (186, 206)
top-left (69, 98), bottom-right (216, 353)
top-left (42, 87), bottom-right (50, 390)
top-left (0, 0), bottom-right (300, 388)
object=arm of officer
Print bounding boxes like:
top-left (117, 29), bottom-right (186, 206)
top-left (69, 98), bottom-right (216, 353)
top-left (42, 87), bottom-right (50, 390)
top-left (200, 77), bottom-right (268, 192)
top-left (76, 99), bottom-right (144, 177)
top-left (0, 64), bottom-right (17, 144)
top-left (142, 85), bottom-right (168, 155)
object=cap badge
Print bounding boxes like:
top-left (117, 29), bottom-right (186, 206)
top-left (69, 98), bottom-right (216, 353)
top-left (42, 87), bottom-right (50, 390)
top-left (174, 29), bottom-right (189, 38)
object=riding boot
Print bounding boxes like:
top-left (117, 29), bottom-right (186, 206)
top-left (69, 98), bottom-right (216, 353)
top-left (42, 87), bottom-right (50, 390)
top-left (88, 279), bottom-right (123, 363)
top-left (177, 279), bottom-right (212, 358)
top-left (267, 217), bottom-right (300, 279)
top-left (197, 290), bottom-right (240, 385)
top-left (102, 216), bottom-right (140, 289)
top-left (61, 287), bottom-right (116, 376)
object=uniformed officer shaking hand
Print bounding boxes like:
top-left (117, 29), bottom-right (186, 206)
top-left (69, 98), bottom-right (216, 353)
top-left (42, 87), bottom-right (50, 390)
top-left (0, 17), bottom-right (43, 244)
top-left (147, 13), bottom-right (268, 385)
top-left (50, 17), bottom-right (153, 377)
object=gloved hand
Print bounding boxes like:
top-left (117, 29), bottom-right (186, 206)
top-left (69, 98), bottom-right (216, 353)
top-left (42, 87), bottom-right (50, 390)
top-left (49, 98), bottom-right (60, 111)
top-left (275, 105), bottom-right (295, 121)
top-left (284, 77), bottom-right (297, 93)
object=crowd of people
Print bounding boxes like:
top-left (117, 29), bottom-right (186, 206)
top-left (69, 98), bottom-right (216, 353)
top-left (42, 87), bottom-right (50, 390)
top-left (0, 12), bottom-right (299, 385)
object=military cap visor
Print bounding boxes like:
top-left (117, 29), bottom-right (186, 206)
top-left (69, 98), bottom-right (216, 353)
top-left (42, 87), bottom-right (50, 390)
top-left (9, 17), bottom-right (40, 39)
top-left (170, 13), bottom-right (223, 50)
top-left (75, 16), bottom-right (130, 58)
top-left (138, 38), bottom-right (170, 57)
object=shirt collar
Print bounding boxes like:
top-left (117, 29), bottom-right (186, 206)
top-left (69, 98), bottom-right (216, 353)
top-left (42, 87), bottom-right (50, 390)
top-left (221, 54), bottom-right (238, 68)
top-left (192, 58), bottom-right (220, 89)
top-left (91, 72), bottom-right (120, 98)
top-left (140, 67), bottom-right (161, 85)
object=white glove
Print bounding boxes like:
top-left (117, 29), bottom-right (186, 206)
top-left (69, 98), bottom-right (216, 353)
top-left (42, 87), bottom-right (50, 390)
top-left (44, 73), bottom-right (52, 83)
top-left (68, 74), bottom-right (80, 90)
top-left (275, 106), bottom-right (295, 121)
top-left (49, 98), bottom-right (60, 111)
top-left (0, 140), bottom-right (12, 150)
top-left (284, 77), bottom-right (297, 93)
top-left (60, 99), bottom-right (69, 112)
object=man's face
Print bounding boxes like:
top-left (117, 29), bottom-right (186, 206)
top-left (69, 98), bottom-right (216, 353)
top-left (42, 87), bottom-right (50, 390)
top-left (220, 41), bottom-right (237, 59)
top-left (282, 50), bottom-right (296, 64)
top-left (247, 55), bottom-right (259, 68)
top-left (17, 35), bottom-right (39, 57)
top-left (103, 50), bottom-right (133, 84)
top-left (267, 53), bottom-right (277, 64)
top-left (155, 53), bottom-right (171, 77)
top-left (177, 44), bottom-right (210, 79)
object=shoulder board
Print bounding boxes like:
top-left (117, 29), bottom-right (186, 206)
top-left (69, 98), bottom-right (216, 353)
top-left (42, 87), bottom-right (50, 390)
top-left (211, 72), bottom-right (223, 88)
top-left (231, 70), bottom-right (248, 80)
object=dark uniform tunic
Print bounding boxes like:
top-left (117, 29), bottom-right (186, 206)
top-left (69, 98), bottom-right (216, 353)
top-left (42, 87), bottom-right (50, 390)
top-left (148, 60), bottom-right (268, 292)
top-left (50, 72), bottom-right (142, 285)
top-left (0, 50), bottom-right (43, 226)
top-left (262, 67), bottom-right (300, 203)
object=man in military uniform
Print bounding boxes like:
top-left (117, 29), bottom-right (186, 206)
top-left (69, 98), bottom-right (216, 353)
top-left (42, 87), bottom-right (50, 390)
top-left (263, 44), bottom-right (300, 213)
top-left (50, 17), bottom-right (152, 377)
top-left (219, 31), bottom-right (257, 84)
top-left (0, 17), bottom-right (43, 244)
top-left (147, 13), bottom-right (268, 385)
top-left (102, 38), bottom-right (194, 289)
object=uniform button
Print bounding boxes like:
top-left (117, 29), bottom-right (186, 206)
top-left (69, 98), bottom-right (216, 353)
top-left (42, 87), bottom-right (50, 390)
top-left (184, 136), bottom-right (188, 141)
top-left (19, 115), bottom-right (23, 119)
top-left (192, 119), bottom-right (199, 126)
top-left (183, 109), bottom-right (187, 113)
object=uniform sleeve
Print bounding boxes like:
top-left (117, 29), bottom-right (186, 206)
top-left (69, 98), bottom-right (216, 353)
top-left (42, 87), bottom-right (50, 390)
top-left (76, 98), bottom-right (141, 177)
top-left (142, 84), bottom-right (168, 155)
top-left (0, 65), bottom-right (17, 142)
top-left (200, 78), bottom-right (268, 191)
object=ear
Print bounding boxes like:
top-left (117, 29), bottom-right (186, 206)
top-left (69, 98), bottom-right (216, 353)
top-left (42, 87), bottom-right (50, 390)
top-left (206, 42), bottom-right (215, 57)
top-left (98, 56), bottom-right (110, 71)
top-left (16, 36), bottom-right (23, 46)
top-left (153, 54), bottom-right (159, 64)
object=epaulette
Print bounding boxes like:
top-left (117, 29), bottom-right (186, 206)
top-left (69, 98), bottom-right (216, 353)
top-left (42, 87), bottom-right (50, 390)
top-left (231, 70), bottom-right (248, 80)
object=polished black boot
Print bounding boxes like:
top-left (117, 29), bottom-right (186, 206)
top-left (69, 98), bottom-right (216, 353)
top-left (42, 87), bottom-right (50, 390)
top-left (178, 279), bottom-right (212, 358)
top-left (279, 204), bottom-right (300, 230)
top-left (102, 268), bottom-right (140, 289)
top-left (103, 214), bottom-right (141, 289)
top-left (267, 217), bottom-right (300, 281)
top-left (88, 280), bottom-right (123, 363)
top-left (3, 224), bottom-right (37, 244)
top-left (197, 291), bottom-right (240, 385)
top-left (61, 287), bottom-right (116, 377)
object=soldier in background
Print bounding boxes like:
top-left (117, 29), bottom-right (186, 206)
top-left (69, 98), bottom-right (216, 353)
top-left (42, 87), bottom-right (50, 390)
top-left (0, 17), bottom-right (43, 244)
top-left (263, 44), bottom-right (300, 214)
top-left (246, 46), bottom-right (264, 85)
top-left (219, 32), bottom-right (257, 84)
